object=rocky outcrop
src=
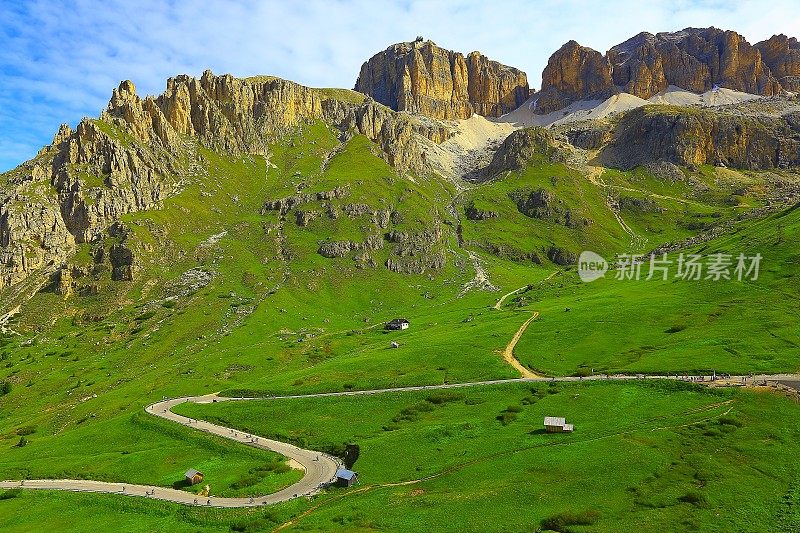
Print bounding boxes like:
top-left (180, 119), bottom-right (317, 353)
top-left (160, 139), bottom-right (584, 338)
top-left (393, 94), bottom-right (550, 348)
top-left (547, 246), bottom-right (577, 266)
top-left (485, 128), bottom-right (566, 176)
top-left (537, 27), bottom-right (791, 113)
top-left (55, 266), bottom-right (74, 297)
top-left (465, 201), bottom-right (497, 221)
top-left (385, 252), bottom-right (445, 274)
top-left (355, 40), bottom-right (529, 120)
top-left (601, 106), bottom-right (800, 170)
top-left (317, 235), bottom-right (384, 258)
top-left (509, 188), bottom-right (585, 228)
top-left (755, 34), bottom-right (800, 92)
top-left (466, 241), bottom-right (541, 264)
top-left (294, 210), bottom-right (319, 227)
top-left (107, 222), bottom-right (136, 282)
top-left (0, 169), bottom-right (75, 289)
top-left (343, 100), bottom-right (444, 172)
top-left (109, 244), bottom-right (135, 281)
top-left (262, 187), bottom-right (349, 216)
top-left (313, 220), bottom-right (447, 274)
top-left (510, 188), bottom-right (557, 219)
top-left (555, 122), bottom-right (613, 150)
top-left (390, 226), bottom-right (443, 258)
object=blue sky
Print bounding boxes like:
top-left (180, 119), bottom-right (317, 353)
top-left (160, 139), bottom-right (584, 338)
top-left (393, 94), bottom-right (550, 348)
top-left (2, 0), bottom-right (799, 171)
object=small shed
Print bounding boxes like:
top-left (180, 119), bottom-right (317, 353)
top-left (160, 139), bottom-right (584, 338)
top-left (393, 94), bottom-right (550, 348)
top-left (544, 416), bottom-right (574, 433)
top-left (335, 468), bottom-right (358, 487)
top-left (184, 469), bottom-right (204, 485)
top-left (385, 318), bottom-right (409, 331)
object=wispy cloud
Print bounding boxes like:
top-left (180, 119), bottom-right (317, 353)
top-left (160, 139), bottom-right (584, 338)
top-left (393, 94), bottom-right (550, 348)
top-left (1, 0), bottom-right (799, 171)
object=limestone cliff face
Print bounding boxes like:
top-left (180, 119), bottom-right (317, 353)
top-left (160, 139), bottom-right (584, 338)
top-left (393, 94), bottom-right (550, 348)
top-left (0, 71), bottom-right (449, 290)
top-left (609, 28), bottom-right (780, 98)
top-left (355, 40), bottom-right (529, 120)
top-left (755, 34), bottom-right (800, 92)
top-left (536, 41), bottom-right (613, 114)
top-left (600, 107), bottom-right (800, 170)
top-left (0, 163), bottom-right (75, 290)
top-left (538, 27), bottom-right (790, 113)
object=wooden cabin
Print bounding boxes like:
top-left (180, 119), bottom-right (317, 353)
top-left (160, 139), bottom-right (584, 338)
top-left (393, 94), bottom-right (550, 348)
top-left (184, 468), bottom-right (204, 485)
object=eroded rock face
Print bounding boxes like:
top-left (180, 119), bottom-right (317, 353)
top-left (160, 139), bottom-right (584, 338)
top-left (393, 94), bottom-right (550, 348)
top-left (538, 27), bottom-right (791, 113)
top-left (355, 40), bottom-right (529, 120)
top-left (755, 34), bottom-right (800, 92)
top-left (536, 41), bottom-right (613, 114)
top-left (560, 124), bottom-right (613, 150)
top-left (317, 235), bottom-right (384, 258)
top-left (601, 107), bottom-right (800, 170)
top-left (1, 71), bottom-right (449, 290)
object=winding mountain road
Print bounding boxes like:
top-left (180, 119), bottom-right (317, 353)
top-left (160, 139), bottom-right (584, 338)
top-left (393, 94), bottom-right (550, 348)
top-left (3, 321), bottom-right (800, 508)
top-left (0, 394), bottom-right (342, 508)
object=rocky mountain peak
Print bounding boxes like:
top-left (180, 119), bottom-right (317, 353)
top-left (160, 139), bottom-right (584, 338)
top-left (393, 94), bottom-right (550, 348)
top-left (1, 69), bottom-right (454, 291)
top-left (755, 34), bottom-right (800, 92)
top-left (535, 40), bottom-right (612, 114)
top-left (537, 27), bottom-right (795, 113)
top-left (354, 40), bottom-right (529, 120)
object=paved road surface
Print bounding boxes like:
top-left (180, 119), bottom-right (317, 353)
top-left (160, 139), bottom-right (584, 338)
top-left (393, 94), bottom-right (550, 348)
top-left (0, 394), bottom-right (341, 508)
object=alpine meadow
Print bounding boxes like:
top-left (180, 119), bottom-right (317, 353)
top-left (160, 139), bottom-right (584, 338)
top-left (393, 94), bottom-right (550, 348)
top-left (2, 4), bottom-right (800, 532)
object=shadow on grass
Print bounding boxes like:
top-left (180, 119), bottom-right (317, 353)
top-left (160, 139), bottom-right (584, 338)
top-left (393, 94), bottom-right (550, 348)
top-left (171, 479), bottom-right (192, 490)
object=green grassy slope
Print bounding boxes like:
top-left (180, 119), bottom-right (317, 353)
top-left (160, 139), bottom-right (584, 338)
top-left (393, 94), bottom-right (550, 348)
top-left (1, 106), bottom-right (799, 532)
top-left (168, 381), bottom-right (799, 532)
top-left (513, 203), bottom-right (800, 376)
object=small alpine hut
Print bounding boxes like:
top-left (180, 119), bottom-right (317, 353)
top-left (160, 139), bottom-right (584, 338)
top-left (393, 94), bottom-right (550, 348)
top-left (544, 416), bottom-right (574, 433)
top-left (335, 468), bottom-right (359, 487)
top-left (385, 318), bottom-right (409, 331)
top-left (184, 469), bottom-right (204, 485)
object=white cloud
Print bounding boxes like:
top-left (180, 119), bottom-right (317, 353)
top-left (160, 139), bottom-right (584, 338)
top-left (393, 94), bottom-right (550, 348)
top-left (1, 0), bottom-right (799, 171)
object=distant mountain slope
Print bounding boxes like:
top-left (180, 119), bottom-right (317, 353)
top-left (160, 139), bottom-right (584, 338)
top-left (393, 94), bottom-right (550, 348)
top-left (0, 71), bottom-right (450, 293)
top-left (3, 30), bottom-right (800, 304)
